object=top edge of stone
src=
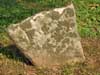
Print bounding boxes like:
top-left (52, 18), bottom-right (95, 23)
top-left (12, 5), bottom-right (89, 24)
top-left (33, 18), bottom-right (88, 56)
top-left (7, 3), bottom-right (74, 29)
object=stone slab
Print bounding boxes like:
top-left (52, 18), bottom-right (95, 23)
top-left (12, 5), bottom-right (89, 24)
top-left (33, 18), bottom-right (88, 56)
top-left (7, 3), bottom-right (85, 68)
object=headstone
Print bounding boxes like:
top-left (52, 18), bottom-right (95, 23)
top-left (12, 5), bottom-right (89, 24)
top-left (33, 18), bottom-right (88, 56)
top-left (7, 3), bottom-right (85, 68)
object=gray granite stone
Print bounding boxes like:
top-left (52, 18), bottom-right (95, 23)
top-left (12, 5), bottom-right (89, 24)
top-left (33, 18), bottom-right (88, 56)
top-left (7, 3), bottom-right (85, 68)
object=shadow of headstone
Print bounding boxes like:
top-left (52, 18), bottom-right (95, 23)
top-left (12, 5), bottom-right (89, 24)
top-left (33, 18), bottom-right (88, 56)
top-left (0, 44), bottom-right (35, 66)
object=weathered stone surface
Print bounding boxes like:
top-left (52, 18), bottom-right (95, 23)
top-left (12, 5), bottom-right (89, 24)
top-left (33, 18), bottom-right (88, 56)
top-left (7, 3), bottom-right (85, 68)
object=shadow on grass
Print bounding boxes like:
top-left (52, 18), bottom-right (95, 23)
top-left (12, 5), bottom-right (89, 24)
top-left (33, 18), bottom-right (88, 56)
top-left (0, 44), bottom-right (35, 66)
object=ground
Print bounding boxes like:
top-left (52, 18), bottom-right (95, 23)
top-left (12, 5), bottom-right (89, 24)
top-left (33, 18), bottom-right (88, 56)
top-left (0, 38), bottom-right (100, 75)
top-left (0, 0), bottom-right (100, 75)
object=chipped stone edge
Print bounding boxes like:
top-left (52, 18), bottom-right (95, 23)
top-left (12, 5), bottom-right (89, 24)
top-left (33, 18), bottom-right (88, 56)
top-left (6, 26), bottom-right (37, 66)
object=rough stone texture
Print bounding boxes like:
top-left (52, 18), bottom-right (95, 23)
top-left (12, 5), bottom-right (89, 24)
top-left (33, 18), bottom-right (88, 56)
top-left (7, 3), bottom-right (85, 68)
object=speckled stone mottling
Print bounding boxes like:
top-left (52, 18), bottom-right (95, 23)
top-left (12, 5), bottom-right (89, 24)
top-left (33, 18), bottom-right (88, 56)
top-left (7, 3), bottom-right (85, 68)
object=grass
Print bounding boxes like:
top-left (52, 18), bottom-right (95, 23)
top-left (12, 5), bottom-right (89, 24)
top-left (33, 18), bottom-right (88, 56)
top-left (0, 0), bottom-right (100, 75)
top-left (0, 0), bottom-right (100, 37)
